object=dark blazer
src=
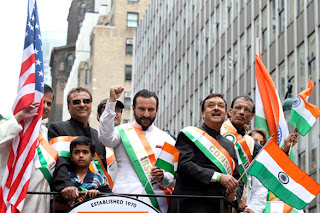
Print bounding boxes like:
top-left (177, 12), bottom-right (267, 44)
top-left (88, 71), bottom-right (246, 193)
top-left (48, 118), bottom-right (107, 191)
top-left (168, 123), bottom-right (243, 213)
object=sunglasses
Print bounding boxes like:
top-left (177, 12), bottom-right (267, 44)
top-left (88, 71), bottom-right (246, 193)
top-left (72, 99), bottom-right (91, 105)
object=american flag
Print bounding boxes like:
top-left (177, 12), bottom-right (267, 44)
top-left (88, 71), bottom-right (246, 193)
top-left (0, 0), bottom-right (44, 212)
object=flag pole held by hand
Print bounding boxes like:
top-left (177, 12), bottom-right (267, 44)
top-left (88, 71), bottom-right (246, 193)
top-left (238, 133), bottom-right (275, 182)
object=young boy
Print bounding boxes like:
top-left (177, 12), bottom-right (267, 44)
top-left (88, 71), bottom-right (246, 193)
top-left (55, 136), bottom-right (111, 211)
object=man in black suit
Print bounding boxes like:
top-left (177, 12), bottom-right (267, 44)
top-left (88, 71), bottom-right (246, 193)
top-left (168, 94), bottom-right (243, 213)
top-left (48, 87), bottom-right (107, 200)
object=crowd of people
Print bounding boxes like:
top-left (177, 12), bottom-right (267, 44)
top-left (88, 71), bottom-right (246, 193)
top-left (0, 85), bottom-right (298, 213)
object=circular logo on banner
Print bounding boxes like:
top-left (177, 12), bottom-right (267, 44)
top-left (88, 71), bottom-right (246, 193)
top-left (292, 97), bottom-right (301, 108)
top-left (69, 195), bottom-right (160, 213)
top-left (223, 133), bottom-right (237, 144)
top-left (278, 171), bottom-right (289, 184)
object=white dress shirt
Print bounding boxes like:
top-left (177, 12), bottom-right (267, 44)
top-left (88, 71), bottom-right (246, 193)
top-left (98, 101), bottom-right (175, 213)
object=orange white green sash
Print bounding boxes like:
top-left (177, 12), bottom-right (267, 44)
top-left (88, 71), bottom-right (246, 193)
top-left (106, 147), bottom-right (116, 167)
top-left (34, 134), bottom-right (58, 184)
top-left (116, 123), bottom-right (171, 212)
top-left (49, 136), bottom-right (114, 189)
top-left (221, 122), bottom-right (252, 185)
top-left (181, 126), bottom-right (235, 175)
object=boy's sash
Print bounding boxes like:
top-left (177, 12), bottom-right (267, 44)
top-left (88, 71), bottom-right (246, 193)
top-left (221, 123), bottom-right (252, 185)
top-left (49, 136), bottom-right (114, 189)
top-left (34, 134), bottom-right (58, 184)
top-left (181, 126), bottom-right (235, 175)
top-left (116, 123), bottom-right (171, 212)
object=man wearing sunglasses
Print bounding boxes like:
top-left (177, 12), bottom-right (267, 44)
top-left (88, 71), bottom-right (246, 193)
top-left (48, 87), bottom-right (107, 201)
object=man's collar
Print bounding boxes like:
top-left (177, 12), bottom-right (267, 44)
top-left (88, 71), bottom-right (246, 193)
top-left (201, 122), bottom-right (221, 136)
top-left (70, 169), bottom-right (95, 182)
top-left (70, 117), bottom-right (90, 128)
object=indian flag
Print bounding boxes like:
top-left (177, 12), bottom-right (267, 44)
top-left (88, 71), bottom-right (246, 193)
top-left (49, 136), bottom-right (114, 188)
top-left (155, 142), bottom-right (179, 177)
top-left (263, 201), bottom-right (304, 213)
top-left (34, 134), bottom-right (58, 183)
top-left (49, 136), bottom-right (77, 157)
top-left (247, 138), bottom-right (320, 210)
top-left (255, 54), bottom-right (289, 147)
top-left (290, 79), bottom-right (320, 136)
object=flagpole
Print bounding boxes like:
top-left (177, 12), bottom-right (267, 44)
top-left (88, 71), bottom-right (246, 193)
top-left (238, 133), bottom-right (275, 182)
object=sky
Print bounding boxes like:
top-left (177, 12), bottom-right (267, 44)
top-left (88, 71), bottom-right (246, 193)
top-left (0, 0), bottom-right (72, 116)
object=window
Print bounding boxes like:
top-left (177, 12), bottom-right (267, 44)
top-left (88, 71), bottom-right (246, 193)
top-left (67, 54), bottom-right (74, 67)
top-left (279, 62), bottom-right (285, 101)
top-left (270, 0), bottom-right (276, 41)
top-left (221, 57), bottom-right (225, 91)
top-left (227, 0), bottom-right (232, 26)
top-left (124, 92), bottom-right (131, 108)
top-left (288, 53), bottom-right (295, 96)
top-left (227, 51), bottom-right (232, 90)
top-left (126, 38), bottom-right (133, 54)
top-left (233, 42), bottom-right (238, 82)
top-left (309, 122), bottom-right (318, 172)
top-left (308, 33), bottom-right (316, 81)
top-left (85, 69), bottom-right (90, 84)
top-left (127, 12), bottom-right (138, 28)
top-left (254, 17), bottom-right (259, 43)
top-left (262, 7), bottom-right (268, 51)
top-left (125, 65), bottom-right (132, 81)
top-left (240, 34), bottom-right (245, 74)
top-left (297, 0), bottom-right (304, 14)
top-left (216, 5), bottom-right (220, 42)
top-left (80, 2), bottom-right (86, 15)
top-left (279, 0), bottom-right (285, 33)
top-left (298, 43), bottom-right (305, 92)
top-left (287, 0), bottom-right (294, 24)
top-left (247, 26), bottom-right (252, 68)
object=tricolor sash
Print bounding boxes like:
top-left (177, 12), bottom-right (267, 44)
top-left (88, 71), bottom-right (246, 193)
top-left (49, 136), bottom-right (114, 189)
top-left (106, 147), bottom-right (116, 167)
top-left (34, 134), bottom-right (58, 184)
top-left (181, 126), bottom-right (235, 175)
top-left (116, 123), bottom-right (171, 212)
top-left (221, 122), bottom-right (252, 185)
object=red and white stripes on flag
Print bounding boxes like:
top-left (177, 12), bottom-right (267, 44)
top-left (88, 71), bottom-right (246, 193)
top-left (0, 0), bottom-right (44, 212)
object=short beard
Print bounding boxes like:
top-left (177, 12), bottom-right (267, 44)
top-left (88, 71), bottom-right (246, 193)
top-left (134, 113), bottom-right (156, 131)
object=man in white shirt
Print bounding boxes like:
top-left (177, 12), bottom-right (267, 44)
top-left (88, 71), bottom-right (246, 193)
top-left (98, 86), bottom-right (175, 213)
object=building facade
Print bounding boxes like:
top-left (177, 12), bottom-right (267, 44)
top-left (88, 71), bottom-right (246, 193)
top-left (133, 0), bottom-right (320, 211)
top-left (63, 0), bottom-right (150, 130)
top-left (49, 0), bottom-right (95, 123)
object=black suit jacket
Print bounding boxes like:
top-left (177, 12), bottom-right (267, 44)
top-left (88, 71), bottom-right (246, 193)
top-left (48, 118), bottom-right (107, 191)
top-left (168, 123), bottom-right (243, 213)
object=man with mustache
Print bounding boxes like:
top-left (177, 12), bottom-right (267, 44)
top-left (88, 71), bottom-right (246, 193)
top-left (98, 86), bottom-right (175, 213)
top-left (168, 94), bottom-right (243, 213)
top-left (48, 87), bottom-right (107, 201)
top-left (221, 96), bottom-right (298, 212)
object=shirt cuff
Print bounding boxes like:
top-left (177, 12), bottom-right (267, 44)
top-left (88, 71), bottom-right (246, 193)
top-left (211, 172), bottom-right (221, 182)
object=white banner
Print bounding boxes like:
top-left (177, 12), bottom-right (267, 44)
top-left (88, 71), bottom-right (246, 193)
top-left (69, 195), bottom-right (160, 213)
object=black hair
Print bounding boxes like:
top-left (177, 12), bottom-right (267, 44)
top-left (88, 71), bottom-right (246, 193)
top-left (44, 84), bottom-right (54, 101)
top-left (133, 89), bottom-right (159, 108)
top-left (230, 95), bottom-right (255, 113)
top-left (70, 136), bottom-right (95, 156)
top-left (201, 93), bottom-right (227, 112)
top-left (67, 87), bottom-right (92, 105)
